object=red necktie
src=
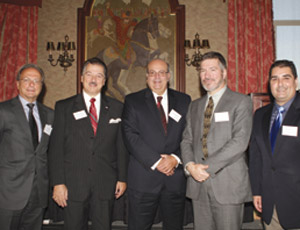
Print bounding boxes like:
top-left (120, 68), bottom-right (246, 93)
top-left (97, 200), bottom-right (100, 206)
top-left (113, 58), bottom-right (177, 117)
top-left (89, 98), bottom-right (98, 135)
top-left (157, 96), bottom-right (167, 134)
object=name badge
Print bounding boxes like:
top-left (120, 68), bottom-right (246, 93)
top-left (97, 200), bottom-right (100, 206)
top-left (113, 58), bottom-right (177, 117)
top-left (73, 110), bottom-right (87, 120)
top-left (214, 112), bottom-right (229, 122)
top-left (43, 124), bottom-right (52, 136)
top-left (282, 125), bottom-right (298, 137)
top-left (169, 109), bottom-right (182, 122)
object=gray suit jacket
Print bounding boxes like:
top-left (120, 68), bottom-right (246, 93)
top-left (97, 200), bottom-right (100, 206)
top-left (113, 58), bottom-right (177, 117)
top-left (0, 96), bottom-right (54, 210)
top-left (181, 88), bottom-right (252, 204)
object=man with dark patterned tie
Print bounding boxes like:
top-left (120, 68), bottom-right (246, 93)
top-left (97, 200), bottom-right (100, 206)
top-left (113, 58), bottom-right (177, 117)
top-left (249, 60), bottom-right (300, 230)
top-left (0, 64), bottom-right (54, 230)
top-left (49, 57), bottom-right (128, 230)
top-left (122, 59), bottom-right (191, 230)
top-left (181, 51), bottom-right (253, 230)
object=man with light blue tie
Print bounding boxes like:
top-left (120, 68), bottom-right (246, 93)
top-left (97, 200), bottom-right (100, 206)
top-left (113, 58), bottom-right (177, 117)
top-left (0, 64), bottom-right (54, 230)
top-left (250, 60), bottom-right (300, 230)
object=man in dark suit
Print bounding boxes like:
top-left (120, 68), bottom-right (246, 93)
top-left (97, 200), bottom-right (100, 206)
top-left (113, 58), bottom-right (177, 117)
top-left (48, 57), bottom-right (128, 230)
top-left (0, 64), bottom-right (54, 230)
top-left (181, 52), bottom-right (252, 230)
top-left (122, 59), bottom-right (191, 230)
top-left (249, 60), bottom-right (300, 230)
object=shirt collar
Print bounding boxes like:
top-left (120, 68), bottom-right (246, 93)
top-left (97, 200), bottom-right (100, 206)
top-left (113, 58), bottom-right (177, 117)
top-left (82, 90), bottom-right (101, 104)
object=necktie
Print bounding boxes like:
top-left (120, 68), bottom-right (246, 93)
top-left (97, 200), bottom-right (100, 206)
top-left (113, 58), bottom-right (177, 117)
top-left (270, 106), bottom-right (285, 154)
top-left (27, 103), bottom-right (38, 149)
top-left (89, 98), bottom-right (98, 135)
top-left (202, 97), bottom-right (214, 159)
top-left (157, 96), bottom-right (167, 134)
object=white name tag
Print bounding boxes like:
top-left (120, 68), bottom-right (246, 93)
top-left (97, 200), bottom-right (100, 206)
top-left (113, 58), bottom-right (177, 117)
top-left (214, 112), bottom-right (229, 122)
top-left (169, 109), bottom-right (182, 122)
top-left (282, 125), bottom-right (298, 137)
top-left (43, 124), bottom-right (52, 136)
top-left (73, 110), bottom-right (87, 120)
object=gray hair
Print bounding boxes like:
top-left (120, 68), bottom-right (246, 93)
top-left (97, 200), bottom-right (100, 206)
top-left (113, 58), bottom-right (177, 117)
top-left (16, 63), bottom-right (45, 82)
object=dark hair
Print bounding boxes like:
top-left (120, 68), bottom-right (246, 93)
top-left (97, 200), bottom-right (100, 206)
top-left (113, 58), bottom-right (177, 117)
top-left (201, 51), bottom-right (227, 70)
top-left (82, 57), bottom-right (108, 78)
top-left (269, 59), bottom-right (298, 80)
top-left (16, 63), bottom-right (45, 82)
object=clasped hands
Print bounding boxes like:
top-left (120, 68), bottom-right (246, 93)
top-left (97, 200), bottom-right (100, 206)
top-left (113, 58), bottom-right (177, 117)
top-left (156, 154), bottom-right (178, 176)
top-left (187, 163), bottom-right (210, 182)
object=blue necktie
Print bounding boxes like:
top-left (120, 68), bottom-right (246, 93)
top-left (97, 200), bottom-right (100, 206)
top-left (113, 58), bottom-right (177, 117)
top-left (270, 106), bottom-right (285, 154)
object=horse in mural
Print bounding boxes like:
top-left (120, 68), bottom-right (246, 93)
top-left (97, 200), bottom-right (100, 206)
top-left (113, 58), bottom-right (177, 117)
top-left (97, 15), bottom-right (160, 98)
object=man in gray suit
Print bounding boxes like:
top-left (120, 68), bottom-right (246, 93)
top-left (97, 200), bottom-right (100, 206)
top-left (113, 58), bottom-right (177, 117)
top-left (0, 64), bottom-right (54, 230)
top-left (181, 51), bottom-right (252, 230)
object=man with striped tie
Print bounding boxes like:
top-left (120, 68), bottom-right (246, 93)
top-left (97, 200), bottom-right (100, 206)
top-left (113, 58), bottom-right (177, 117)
top-left (49, 57), bottom-right (128, 230)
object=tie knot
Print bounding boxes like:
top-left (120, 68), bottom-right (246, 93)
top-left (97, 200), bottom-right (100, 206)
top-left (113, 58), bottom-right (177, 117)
top-left (157, 96), bottom-right (163, 103)
top-left (27, 103), bottom-right (35, 110)
top-left (90, 98), bottom-right (96, 104)
top-left (278, 106), bottom-right (285, 113)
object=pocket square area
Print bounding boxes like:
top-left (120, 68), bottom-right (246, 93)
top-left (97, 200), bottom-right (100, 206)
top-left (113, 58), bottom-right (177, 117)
top-left (109, 118), bottom-right (122, 124)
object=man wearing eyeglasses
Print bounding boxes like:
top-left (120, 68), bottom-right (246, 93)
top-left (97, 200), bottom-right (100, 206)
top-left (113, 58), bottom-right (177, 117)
top-left (48, 57), bottom-right (128, 230)
top-left (0, 64), bottom-right (54, 230)
top-left (122, 59), bottom-right (191, 230)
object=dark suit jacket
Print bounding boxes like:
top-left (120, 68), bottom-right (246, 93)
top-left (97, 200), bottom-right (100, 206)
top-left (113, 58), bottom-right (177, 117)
top-left (49, 94), bottom-right (128, 201)
top-left (249, 93), bottom-right (300, 229)
top-left (122, 88), bottom-right (191, 193)
top-left (0, 96), bottom-right (54, 210)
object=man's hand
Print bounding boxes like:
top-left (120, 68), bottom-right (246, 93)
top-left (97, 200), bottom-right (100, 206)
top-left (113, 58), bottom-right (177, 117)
top-left (187, 163), bottom-right (209, 182)
top-left (115, 181), bottom-right (127, 199)
top-left (156, 154), bottom-right (177, 176)
top-left (253, 195), bottom-right (262, 213)
top-left (53, 184), bottom-right (68, 207)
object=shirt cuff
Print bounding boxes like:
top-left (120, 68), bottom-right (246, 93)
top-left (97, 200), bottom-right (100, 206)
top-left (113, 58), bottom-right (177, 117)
top-left (151, 158), bottom-right (162, 170)
top-left (184, 161), bottom-right (195, 176)
top-left (171, 154), bottom-right (181, 168)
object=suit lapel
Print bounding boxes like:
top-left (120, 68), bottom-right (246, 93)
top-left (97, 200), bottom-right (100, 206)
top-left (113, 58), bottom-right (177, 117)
top-left (167, 89), bottom-right (175, 133)
top-left (209, 89), bottom-right (231, 132)
top-left (72, 94), bottom-right (94, 138)
top-left (262, 105), bottom-right (273, 156)
top-left (36, 102), bottom-right (46, 150)
top-left (274, 94), bottom-right (300, 156)
top-left (198, 94), bottom-right (208, 136)
top-left (11, 97), bottom-right (32, 143)
top-left (93, 95), bottom-right (110, 146)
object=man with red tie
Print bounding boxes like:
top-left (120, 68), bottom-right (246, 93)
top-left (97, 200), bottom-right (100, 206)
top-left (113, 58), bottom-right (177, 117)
top-left (49, 57), bottom-right (128, 230)
top-left (122, 59), bottom-right (191, 230)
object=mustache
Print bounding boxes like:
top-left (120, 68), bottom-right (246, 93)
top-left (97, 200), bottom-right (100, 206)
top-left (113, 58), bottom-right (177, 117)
top-left (89, 82), bottom-right (97, 86)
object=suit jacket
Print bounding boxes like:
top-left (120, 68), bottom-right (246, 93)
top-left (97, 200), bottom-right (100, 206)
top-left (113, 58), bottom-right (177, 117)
top-left (249, 93), bottom-right (300, 229)
top-left (181, 88), bottom-right (252, 204)
top-left (48, 94), bottom-right (128, 201)
top-left (0, 96), bottom-right (54, 210)
top-left (122, 88), bottom-right (191, 193)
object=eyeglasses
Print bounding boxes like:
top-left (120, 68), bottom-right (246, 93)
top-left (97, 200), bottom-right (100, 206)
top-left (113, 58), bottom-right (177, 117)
top-left (19, 78), bottom-right (42, 85)
top-left (84, 72), bottom-right (105, 80)
top-left (147, 71), bottom-right (169, 77)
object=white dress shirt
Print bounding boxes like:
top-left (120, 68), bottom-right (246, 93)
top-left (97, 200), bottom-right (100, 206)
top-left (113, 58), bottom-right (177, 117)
top-left (83, 90), bottom-right (101, 121)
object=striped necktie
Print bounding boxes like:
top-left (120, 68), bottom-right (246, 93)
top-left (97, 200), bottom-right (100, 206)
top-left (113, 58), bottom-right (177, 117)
top-left (89, 98), bottom-right (98, 135)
